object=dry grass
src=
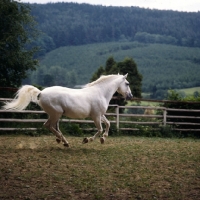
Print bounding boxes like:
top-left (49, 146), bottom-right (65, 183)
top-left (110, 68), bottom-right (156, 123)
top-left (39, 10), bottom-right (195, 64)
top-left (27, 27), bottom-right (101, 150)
top-left (0, 135), bottom-right (200, 200)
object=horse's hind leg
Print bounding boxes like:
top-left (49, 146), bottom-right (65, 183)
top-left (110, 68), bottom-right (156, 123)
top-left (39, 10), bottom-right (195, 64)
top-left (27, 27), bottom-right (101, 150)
top-left (49, 125), bottom-right (69, 147)
top-left (100, 115), bottom-right (110, 144)
top-left (44, 119), bottom-right (62, 142)
top-left (53, 121), bottom-right (62, 143)
top-left (44, 118), bottom-right (69, 147)
top-left (54, 120), bottom-right (69, 147)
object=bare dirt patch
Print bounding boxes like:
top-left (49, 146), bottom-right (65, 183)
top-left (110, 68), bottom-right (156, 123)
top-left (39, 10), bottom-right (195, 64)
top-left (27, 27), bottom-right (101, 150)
top-left (0, 135), bottom-right (200, 199)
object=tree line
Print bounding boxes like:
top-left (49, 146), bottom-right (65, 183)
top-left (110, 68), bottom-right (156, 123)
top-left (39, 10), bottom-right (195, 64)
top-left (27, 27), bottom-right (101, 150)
top-left (30, 2), bottom-right (200, 55)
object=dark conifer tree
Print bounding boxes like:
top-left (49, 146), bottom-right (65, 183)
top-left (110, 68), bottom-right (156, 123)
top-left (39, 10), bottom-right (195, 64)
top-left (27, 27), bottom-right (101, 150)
top-left (0, 0), bottom-right (39, 87)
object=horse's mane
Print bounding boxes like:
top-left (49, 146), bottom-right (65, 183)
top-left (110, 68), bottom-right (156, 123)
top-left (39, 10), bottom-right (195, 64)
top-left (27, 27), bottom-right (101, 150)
top-left (86, 74), bottom-right (118, 87)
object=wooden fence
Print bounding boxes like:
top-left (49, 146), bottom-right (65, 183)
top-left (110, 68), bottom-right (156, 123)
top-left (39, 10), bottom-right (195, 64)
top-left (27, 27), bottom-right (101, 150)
top-left (0, 98), bottom-right (200, 132)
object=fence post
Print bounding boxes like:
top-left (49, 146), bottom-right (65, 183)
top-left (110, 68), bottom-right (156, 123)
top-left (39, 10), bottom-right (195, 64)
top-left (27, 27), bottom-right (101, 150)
top-left (115, 105), bottom-right (119, 130)
top-left (163, 109), bottom-right (167, 126)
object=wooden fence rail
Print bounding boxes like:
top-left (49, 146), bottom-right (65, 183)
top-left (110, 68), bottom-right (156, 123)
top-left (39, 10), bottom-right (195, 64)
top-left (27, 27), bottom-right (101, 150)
top-left (0, 98), bottom-right (200, 132)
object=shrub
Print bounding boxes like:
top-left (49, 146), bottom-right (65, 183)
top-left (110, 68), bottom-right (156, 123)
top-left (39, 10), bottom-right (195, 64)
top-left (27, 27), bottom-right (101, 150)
top-left (163, 90), bottom-right (200, 137)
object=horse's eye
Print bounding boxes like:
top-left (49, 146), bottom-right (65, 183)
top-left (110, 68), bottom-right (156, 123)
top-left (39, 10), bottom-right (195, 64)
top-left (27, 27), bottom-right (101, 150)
top-left (126, 83), bottom-right (129, 86)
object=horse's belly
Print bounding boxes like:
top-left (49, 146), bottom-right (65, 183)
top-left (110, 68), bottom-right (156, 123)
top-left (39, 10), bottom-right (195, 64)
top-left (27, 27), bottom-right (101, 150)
top-left (64, 107), bottom-right (90, 119)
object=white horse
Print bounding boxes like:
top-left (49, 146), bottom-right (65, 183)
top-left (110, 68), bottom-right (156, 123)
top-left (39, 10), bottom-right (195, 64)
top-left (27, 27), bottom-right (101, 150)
top-left (2, 74), bottom-right (133, 147)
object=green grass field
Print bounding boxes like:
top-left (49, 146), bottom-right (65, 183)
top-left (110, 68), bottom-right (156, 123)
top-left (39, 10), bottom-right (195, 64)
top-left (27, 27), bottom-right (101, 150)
top-left (0, 135), bottom-right (199, 199)
top-left (177, 87), bottom-right (200, 96)
top-left (128, 86), bottom-right (200, 107)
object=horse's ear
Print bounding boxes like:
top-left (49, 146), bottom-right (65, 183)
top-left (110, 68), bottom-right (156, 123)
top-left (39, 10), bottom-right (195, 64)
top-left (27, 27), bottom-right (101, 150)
top-left (124, 73), bottom-right (128, 78)
top-left (118, 73), bottom-right (120, 75)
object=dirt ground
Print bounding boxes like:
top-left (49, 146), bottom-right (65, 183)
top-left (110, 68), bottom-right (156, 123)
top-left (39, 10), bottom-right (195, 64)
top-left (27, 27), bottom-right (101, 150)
top-left (0, 135), bottom-right (200, 200)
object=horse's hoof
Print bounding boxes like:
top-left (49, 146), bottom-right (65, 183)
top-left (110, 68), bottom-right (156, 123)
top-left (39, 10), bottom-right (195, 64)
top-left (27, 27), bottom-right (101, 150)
top-left (56, 138), bottom-right (61, 143)
top-left (63, 143), bottom-right (69, 147)
top-left (82, 137), bottom-right (89, 144)
top-left (100, 137), bottom-right (105, 144)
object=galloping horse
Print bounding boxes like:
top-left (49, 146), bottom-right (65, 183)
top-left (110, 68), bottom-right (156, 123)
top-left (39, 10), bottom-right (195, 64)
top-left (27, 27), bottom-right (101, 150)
top-left (2, 74), bottom-right (133, 147)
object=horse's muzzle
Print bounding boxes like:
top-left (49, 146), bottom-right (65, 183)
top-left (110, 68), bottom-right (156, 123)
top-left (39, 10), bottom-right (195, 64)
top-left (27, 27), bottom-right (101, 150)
top-left (125, 93), bottom-right (133, 100)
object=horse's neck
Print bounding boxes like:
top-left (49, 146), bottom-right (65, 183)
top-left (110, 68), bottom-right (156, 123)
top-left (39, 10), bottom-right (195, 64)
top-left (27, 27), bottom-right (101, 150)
top-left (97, 78), bottom-right (120, 103)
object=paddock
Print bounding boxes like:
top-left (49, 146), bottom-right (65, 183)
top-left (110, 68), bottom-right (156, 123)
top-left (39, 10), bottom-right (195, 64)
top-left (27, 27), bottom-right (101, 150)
top-left (0, 136), bottom-right (200, 199)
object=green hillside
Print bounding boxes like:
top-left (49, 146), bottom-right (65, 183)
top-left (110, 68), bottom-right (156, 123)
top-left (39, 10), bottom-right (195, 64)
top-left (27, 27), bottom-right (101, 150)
top-left (30, 2), bottom-right (200, 50)
top-left (28, 41), bottom-right (200, 93)
top-left (177, 87), bottom-right (200, 96)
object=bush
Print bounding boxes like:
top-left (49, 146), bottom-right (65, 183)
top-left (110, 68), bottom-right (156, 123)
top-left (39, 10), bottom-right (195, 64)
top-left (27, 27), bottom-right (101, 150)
top-left (61, 122), bottom-right (83, 137)
top-left (163, 90), bottom-right (200, 137)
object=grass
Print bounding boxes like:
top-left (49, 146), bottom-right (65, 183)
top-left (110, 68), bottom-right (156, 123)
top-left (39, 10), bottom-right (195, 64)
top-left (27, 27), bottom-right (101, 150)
top-left (0, 135), bottom-right (200, 199)
top-left (126, 100), bottom-right (159, 107)
top-left (177, 87), bottom-right (200, 96)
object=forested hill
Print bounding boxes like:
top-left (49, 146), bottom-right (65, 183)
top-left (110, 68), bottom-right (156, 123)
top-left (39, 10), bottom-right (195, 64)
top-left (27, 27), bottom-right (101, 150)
top-left (30, 2), bottom-right (200, 54)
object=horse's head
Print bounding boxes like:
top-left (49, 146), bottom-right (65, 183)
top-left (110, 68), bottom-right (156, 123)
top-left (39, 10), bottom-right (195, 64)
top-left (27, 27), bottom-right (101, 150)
top-left (117, 74), bottom-right (133, 100)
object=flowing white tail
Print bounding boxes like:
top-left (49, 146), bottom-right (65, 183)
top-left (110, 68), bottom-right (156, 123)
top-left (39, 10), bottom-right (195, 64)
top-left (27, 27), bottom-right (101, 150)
top-left (3, 85), bottom-right (41, 110)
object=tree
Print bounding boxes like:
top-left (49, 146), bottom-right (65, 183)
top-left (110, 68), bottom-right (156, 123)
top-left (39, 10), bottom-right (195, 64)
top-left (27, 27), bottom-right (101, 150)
top-left (105, 56), bottom-right (116, 73)
top-left (0, 0), bottom-right (39, 87)
top-left (43, 74), bottom-right (54, 86)
top-left (90, 66), bottom-right (105, 81)
top-left (91, 56), bottom-right (142, 108)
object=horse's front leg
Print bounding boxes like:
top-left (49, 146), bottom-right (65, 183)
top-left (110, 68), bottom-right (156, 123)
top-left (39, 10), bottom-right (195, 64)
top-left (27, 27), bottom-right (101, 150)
top-left (82, 116), bottom-right (103, 144)
top-left (100, 115), bottom-right (110, 144)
